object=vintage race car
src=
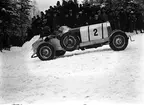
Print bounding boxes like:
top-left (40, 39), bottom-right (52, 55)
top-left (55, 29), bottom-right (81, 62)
top-left (31, 21), bottom-right (129, 61)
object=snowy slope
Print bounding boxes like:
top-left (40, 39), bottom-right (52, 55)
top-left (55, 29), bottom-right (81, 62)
top-left (0, 33), bottom-right (144, 105)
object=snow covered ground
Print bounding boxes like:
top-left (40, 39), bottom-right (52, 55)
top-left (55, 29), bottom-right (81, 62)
top-left (0, 32), bottom-right (144, 105)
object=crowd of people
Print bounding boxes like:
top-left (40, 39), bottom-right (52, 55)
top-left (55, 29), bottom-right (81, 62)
top-left (30, 0), bottom-right (144, 38)
top-left (31, 0), bottom-right (109, 36)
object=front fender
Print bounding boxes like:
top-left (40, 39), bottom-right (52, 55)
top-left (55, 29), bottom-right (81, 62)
top-left (32, 38), bottom-right (65, 55)
top-left (109, 30), bottom-right (129, 40)
top-left (48, 38), bottom-right (65, 51)
top-left (32, 38), bottom-right (45, 54)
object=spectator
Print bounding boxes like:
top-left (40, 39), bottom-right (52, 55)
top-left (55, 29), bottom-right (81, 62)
top-left (114, 10), bottom-right (120, 30)
top-left (136, 11), bottom-right (144, 33)
top-left (100, 8), bottom-right (108, 22)
top-left (107, 10), bottom-right (115, 30)
top-left (40, 26), bottom-right (51, 38)
top-left (26, 27), bottom-right (34, 41)
top-left (119, 8), bottom-right (128, 31)
top-left (128, 11), bottom-right (137, 33)
top-left (0, 30), bottom-right (4, 52)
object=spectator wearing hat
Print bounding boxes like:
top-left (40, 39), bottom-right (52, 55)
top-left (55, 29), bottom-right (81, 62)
top-left (66, 10), bottom-right (76, 28)
top-left (128, 10), bottom-right (137, 33)
top-left (136, 11), bottom-right (144, 33)
top-left (100, 8), bottom-right (108, 22)
top-left (0, 29), bottom-right (4, 52)
top-left (114, 10), bottom-right (120, 30)
top-left (107, 10), bottom-right (115, 30)
top-left (119, 8), bottom-right (128, 31)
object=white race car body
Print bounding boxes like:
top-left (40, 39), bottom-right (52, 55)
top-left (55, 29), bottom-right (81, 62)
top-left (31, 21), bottom-right (129, 60)
top-left (60, 21), bottom-right (112, 51)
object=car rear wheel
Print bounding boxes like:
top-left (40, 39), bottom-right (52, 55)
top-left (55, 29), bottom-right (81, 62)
top-left (109, 31), bottom-right (129, 51)
top-left (37, 43), bottom-right (55, 61)
top-left (60, 33), bottom-right (79, 51)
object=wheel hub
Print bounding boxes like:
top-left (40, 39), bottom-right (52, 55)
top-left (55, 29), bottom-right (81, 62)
top-left (67, 39), bottom-right (73, 46)
top-left (113, 35), bottom-right (125, 49)
top-left (116, 38), bottom-right (122, 45)
top-left (68, 39), bottom-right (73, 44)
top-left (64, 36), bottom-right (75, 48)
top-left (40, 47), bottom-right (52, 58)
top-left (60, 33), bottom-right (79, 51)
top-left (42, 49), bottom-right (49, 55)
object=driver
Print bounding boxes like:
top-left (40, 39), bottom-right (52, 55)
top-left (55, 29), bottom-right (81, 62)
top-left (40, 26), bottom-right (51, 39)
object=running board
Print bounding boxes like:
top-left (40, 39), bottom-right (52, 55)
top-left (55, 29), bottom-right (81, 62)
top-left (80, 38), bottom-right (109, 47)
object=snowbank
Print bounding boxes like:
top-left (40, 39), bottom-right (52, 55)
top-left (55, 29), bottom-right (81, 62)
top-left (22, 35), bottom-right (40, 52)
top-left (7, 35), bottom-right (40, 53)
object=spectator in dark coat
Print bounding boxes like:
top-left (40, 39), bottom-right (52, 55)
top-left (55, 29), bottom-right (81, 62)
top-left (128, 11), bottom-right (137, 33)
top-left (136, 12), bottom-right (144, 33)
top-left (119, 8), bottom-right (128, 31)
top-left (45, 11), bottom-right (53, 33)
top-left (32, 15), bottom-right (42, 35)
top-left (99, 9), bottom-right (108, 22)
top-left (40, 26), bottom-right (51, 38)
top-left (76, 11), bottom-right (85, 26)
top-left (52, 12), bottom-right (63, 31)
top-left (67, 10), bottom-right (76, 28)
top-left (63, 13), bottom-right (69, 27)
top-left (26, 27), bottom-right (34, 41)
top-left (0, 30), bottom-right (4, 52)
top-left (75, 13), bottom-right (81, 27)
top-left (107, 10), bottom-right (115, 30)
top-left (114, 11), bottom-right (120, 30)
top-left (88, 15), bottom-right (93, 25)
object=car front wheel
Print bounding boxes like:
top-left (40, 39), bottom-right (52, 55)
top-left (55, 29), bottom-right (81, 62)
top-left (37, 43), bottom-right (55, 61)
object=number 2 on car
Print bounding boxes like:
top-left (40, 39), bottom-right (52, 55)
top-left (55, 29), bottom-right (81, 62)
top-left (89, 24), bottom-right (102, 40)
top-left (93, 28), bottom-right (98, 36)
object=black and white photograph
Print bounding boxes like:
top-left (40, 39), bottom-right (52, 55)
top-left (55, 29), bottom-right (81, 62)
top-left (0, 0), bottom-right (144, 105)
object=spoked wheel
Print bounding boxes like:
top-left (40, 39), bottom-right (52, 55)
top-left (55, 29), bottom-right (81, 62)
top-left (60, 33), bottom-right (79, 51)
top-left (37, 43), bottom-right (55, 61)
top-left (109, 31), bottom-right (129, 51)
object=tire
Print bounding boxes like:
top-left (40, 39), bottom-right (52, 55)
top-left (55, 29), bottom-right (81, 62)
top-left (60, 33), bottom-right (79, 51)
top-left (109, 31), bottom-right (129, 51)
top-left (55, 50), bottom-right (66, 56)
top-left (37, 43), bottom-right (55, 61)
